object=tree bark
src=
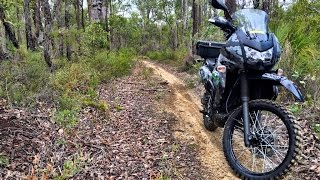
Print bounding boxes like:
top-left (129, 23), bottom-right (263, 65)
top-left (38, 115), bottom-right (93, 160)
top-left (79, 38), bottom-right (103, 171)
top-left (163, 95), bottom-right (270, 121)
top-left (109, 0), bottom-right (113, 49)
top-left (88, 0), bottom-right (92, 22)
top-left (0, 23), bottom-right (9, 60)
top-left (192, 0), bottom-right (202, 55)
top-left (225, 0), bottom-right (237, 20)
top-left (182, 0), bottom-right (188, 34)
top-left (74, 0), bottom-right (81, 57)
top-left (75, 0), bottom-right (81, 29)
top-left (33, 0), bottom-right (42, 44)
top-left (55, 0), bottom-right (64, 57)
top-left (253, 0), bottom-right (274, 16)
top-left (24, 0), bottom-right (36, 50)
top-left (253, 0), bottom-right (260, 9)
top-left (0, 5), bottom-right (19, 49)
top-left (192, 0), bottom-right (200, 37)
top-left (81, 0), bottom-right (85, 30)
top-left (105, 0), bottom-right (110, 31)
top-left (105, 0), bottom-right (110, 50)
top-left (65, 0), bottom-right (71, 61)
top-left (41, 0), bottom-right (53, 68)
top-left (16, 7), bottom-right (22, 43)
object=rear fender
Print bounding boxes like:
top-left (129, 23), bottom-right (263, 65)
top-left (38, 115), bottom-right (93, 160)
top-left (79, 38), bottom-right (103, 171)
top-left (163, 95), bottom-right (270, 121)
top-left (250, 73), bottom-right (304, 102)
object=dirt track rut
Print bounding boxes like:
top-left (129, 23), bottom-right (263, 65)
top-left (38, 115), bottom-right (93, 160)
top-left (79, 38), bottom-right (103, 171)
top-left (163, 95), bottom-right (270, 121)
top-left (142, 61), bottom-right (238, 179)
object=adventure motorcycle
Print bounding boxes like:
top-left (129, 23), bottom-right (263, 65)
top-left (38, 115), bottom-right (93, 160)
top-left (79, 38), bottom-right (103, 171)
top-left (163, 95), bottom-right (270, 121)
top-left (197, 1), bottom-right (303, 179)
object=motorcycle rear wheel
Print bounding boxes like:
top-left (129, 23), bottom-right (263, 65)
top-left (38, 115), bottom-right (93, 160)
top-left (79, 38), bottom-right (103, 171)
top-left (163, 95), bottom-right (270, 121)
top-left (202, 93), bottom-right (218, 131)
top-left (223, 100), bottom-right (302, 179)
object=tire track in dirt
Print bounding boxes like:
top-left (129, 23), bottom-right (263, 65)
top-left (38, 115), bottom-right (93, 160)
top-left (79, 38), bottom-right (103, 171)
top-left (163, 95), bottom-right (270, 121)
top-left (142, 61), bottom-right (238, 179)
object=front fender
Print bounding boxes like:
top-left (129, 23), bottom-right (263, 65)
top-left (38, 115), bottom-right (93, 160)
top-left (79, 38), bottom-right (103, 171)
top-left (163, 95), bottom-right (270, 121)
top-left (252, 73), bottom-right (304, 102)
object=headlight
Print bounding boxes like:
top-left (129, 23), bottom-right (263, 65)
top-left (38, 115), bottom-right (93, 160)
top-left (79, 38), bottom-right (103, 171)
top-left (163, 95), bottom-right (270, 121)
top-left (244, 46), bottom-right (273, 63)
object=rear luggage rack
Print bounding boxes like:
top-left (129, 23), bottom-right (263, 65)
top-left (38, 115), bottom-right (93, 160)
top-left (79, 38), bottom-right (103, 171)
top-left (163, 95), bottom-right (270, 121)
top-left (196, 41), bottom-right (225, 59)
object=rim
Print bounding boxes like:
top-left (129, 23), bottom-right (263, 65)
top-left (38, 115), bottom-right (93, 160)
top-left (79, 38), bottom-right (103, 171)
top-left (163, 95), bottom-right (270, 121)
top-left (230, 110), bottom-right (290, 174)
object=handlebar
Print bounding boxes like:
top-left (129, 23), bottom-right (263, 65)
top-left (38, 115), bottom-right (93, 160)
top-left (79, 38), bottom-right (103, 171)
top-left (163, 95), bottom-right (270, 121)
top-left (209, 17), bottom-right (236, 39)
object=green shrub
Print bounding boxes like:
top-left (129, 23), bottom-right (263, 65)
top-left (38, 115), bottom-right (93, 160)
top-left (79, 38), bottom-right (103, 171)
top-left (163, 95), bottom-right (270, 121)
top-left (55, 155), bottom-right (85, 180)
top-left (83, 23), bottom-right (109, 51)
top-left (0, 154), bottom-right (9, 167)
top-left (88, 49), bottom-right (135, 82)
top-left (146, 48), bottom-right (187, 67)
top-left (0, 44), bottom-right (135, 128)
top-left (49, 50), bottom-right (135, 128)
top-left (52, 62), bottom-right (99, 96)
top-left (54, 109), bottom-right (79, 129)
top-left (315, 124), bottom-right (320, 136)
top-left (0, 49), bottom-right (51, 106)
top-left (271, 0), bottom-right (320, 101)
top-left (147, 50), bottom-right (177, 61)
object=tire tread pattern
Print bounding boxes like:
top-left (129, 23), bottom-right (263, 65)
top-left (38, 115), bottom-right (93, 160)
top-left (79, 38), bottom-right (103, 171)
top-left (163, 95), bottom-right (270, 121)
top-left (223, 99), bottom-right (302, 180)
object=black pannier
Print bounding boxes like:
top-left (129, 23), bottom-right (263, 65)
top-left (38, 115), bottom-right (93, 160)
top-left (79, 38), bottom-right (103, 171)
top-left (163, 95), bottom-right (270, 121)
top-left (196, 41), bottom-right (225, 59)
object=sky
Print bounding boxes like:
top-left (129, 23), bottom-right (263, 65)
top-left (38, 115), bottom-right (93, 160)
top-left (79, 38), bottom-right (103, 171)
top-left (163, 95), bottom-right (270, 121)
top-left (79, 0), bottom-right (294, 17)
top-left (66, 0), bottom-right (295, 9)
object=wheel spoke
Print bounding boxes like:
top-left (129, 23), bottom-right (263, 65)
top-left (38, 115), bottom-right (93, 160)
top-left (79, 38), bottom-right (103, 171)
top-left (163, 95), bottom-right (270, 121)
top-left (228, 105), bottom-right (293, 175)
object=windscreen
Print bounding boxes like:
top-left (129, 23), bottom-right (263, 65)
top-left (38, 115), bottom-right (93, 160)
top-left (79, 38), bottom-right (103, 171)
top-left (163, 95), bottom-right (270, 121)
top-left (233, 9), bottom-right (269, 34)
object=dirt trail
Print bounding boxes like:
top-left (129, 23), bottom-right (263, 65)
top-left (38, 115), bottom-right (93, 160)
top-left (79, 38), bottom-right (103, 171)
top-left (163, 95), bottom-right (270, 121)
top-left (142, 61), bottom-right (238, 179)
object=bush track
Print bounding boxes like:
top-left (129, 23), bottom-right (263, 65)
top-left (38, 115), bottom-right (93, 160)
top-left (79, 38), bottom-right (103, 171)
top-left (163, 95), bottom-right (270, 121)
top-left (142, 61), bottom-right (237, 179)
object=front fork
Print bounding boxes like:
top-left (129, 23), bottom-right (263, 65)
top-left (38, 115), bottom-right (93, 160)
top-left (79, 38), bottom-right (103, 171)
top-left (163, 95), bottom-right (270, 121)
top-left (240, 71), bottom-right (251, 147)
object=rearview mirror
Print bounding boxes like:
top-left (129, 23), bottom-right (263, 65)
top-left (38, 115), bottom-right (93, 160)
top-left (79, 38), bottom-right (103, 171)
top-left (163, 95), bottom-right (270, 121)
top-left (210, 0), bottom-right (232, 21)
top-left (210, 0), bottom-right (229, 12)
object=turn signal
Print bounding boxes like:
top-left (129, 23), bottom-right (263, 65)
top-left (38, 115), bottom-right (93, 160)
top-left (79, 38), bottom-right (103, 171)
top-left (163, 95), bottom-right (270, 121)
top-left (277, 69), bottom-right (284, 76)
top-left (217, 65), bottom-right (226, 73)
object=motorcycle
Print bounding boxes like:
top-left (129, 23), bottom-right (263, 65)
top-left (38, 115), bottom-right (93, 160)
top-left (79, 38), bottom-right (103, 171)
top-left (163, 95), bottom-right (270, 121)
top-left (197, 0), bottom-right (303, 179)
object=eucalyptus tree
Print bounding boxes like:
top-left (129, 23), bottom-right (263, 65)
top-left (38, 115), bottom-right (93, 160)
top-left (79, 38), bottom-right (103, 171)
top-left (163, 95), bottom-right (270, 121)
top-left (24, 0), bottom-right (36, 50)
top-left (65, 0), bottom-right (71, 61)
top-left (41, 0), bottom-right (53, 68)
top-left (0, 1), bottom-right (20, 59)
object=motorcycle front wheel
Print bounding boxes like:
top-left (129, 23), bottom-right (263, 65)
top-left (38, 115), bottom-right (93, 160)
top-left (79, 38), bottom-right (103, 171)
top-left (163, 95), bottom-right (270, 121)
top-left (223, 100), bottom-right (302, 179)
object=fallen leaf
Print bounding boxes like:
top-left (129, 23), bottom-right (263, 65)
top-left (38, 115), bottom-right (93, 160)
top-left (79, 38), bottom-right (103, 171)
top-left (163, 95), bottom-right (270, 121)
top-left (33, 154), bottom-right (40, 165)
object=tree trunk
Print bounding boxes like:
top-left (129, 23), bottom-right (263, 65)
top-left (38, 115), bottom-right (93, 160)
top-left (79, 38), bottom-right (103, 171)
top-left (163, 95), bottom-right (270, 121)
top-left (65, 0), bottom-right (71, 61)
top-left (75, 0), bottom-right (81, 57)
top-left (24, 0), bottom-right (36, 50)
top-left (33, 0), bottom-right (42, 44)
top-left (109, 0), bottom-right (113, 49)
top-left (75, 0), bottom-right (81, 29)
top-left (88, 0), bottom-right (92, 22)
top-left (16, 7), bottom-right (22, 43)
top-left (81, 0), bottom-right (85, 30)
top-left (182, 0), bottom-right (188, 34)
top-left (55, 0), bottom-right (64, 57)
top-left (105, 0), bottom-right (110, 50)
top-left (41, 0), bottom-right (53, 68)
top-left (253, 0), bottom-right (274, 16)
top-left (0, 5), bottom-right (19, 49)
top-left (192, 0), bottom-right (200, 37)
top-left (225, 0), bottom-right (237, 20)
top-left (0, 23), bottom-right (9, 60)
top-left (262, 0), bottom-right (271, 14)
top-left (105, 0), bottom-right (109, 31)
top-left (253, 0), bottom-right (261, 9)
top-left (199, 2), bottom-right (202, 28)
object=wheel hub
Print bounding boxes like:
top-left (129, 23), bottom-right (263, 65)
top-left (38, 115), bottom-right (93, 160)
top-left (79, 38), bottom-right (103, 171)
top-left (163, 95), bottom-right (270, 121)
top-left (250, 129), bottom-right (275, 157)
